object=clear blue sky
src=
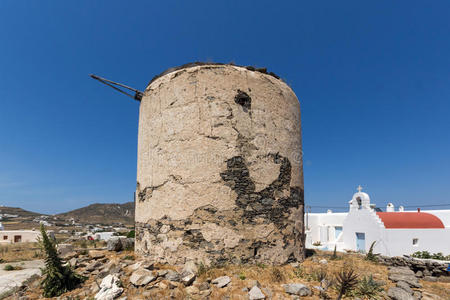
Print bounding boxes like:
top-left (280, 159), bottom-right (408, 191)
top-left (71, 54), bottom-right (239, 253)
top-left (1, 1), bottom-right (449, 214)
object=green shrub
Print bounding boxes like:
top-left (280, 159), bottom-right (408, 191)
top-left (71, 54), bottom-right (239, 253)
top-left (412, 251), bottom-right (450, 261)
top-left (127, 230), bottom-right (135, 238)
top-left (40, 224), bottom-right (85, 298)
top-left (238, 272), bottom-right (246, 280)
top-left (334, 266), bottom-right (359, 300)
top-left (293, 266), bottom-right (304, 278)
top-left (365, 241), bottom-right (378, 262)
top-left (354, 275), bottom-right (384, 299)
top-left (3, 264), bottom-right (15, 271)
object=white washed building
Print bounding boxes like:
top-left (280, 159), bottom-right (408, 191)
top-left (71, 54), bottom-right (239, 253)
top-left (305, 187), bottom-right (450, 256)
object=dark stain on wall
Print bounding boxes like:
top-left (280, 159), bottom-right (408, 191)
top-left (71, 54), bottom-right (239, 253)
top-left (220, 153), bottom-right (303, 227)
top-left (234, 90), bottom-right (252, 112)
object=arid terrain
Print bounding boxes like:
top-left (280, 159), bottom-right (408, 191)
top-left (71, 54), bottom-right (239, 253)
top-left (1, 243), bottom-right (449, 300)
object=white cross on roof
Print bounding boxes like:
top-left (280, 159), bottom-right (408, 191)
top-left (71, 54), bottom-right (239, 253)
top-left (357, 185), bottom-right (363, 193)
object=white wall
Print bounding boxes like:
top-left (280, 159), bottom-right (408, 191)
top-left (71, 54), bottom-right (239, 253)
top-left (342, 209), bottom-right (387, 254)
top-left (306, 212), bottom-right (347, 250)
top-left (382, 228), bottom-right (450, 256)
top-left (0, 230), bottom-right (41, 244)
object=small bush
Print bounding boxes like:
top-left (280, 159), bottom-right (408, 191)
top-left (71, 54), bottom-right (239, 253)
top-left (127, 230), bottom-right (135, 238)
top-left (412, 251), bottom-right (450, 261)
top-left (238, 272), bottom-right (246, 280)
top-left (334, 266), bottom-right (359, 300)
top-left (365, 241), bottom-right (378, 262)
top-left (80, 240), bottom-right (87, 249)
top-left (4, 264), bottom-right (15, 271)
top-left (312, 267), bottom-right (328, 282)
top-left (293, 266), bottom-right (304, 278)
top-left (354, 275), bottom-right (384, 299)
top-left (256, 262), bottom-right (267, 269)
top-left (197, 262), bottom-right (208, 276)
top-left (271, 267), bottom-right (284, 282)
top-left (313, 241), bottom-right (322, 246)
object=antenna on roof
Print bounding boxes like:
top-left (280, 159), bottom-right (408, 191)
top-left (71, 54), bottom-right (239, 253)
top-left (90, 74), bottom-right (143, 101)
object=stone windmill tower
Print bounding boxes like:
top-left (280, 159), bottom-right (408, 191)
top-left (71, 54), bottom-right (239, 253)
top-left (123, 63), bottom-right (304, 265)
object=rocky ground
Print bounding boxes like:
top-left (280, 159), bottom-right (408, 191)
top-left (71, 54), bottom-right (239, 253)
top-left (3, 243), bottom-right (449, 300)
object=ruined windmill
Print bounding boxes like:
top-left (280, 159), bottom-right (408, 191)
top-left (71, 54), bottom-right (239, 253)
top-left (91, 62), bottom-right (304, 265)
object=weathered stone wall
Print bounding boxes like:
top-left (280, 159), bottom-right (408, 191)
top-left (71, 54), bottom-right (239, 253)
top-left (135, 64), bottom-right (304, 265)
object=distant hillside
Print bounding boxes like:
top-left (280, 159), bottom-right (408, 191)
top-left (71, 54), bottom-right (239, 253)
top-left (0, 206), bottom-right (43, 217)
top-left (56, 202), bottom-right (134, 226)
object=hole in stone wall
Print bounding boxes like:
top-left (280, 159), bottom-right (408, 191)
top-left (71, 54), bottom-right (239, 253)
top-left (253, 247), bottom-right (258, 257)
top-left (234, 90), bottom-right (251, 112)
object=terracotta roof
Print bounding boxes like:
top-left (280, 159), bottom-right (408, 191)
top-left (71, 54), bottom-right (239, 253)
top-left (376, 212), bottom-right (445, 229)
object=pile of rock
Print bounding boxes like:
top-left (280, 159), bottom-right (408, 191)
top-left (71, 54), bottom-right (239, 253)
top-left (379, 256), bottom-right (449, 280)
top-left (387, 267), bottom-right (423, 300)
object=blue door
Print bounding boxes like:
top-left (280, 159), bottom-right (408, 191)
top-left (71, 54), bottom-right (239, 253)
top-left (356, 232), bottom-right (365, 252)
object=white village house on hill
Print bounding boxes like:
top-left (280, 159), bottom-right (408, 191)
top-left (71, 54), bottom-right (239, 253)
top-left (305, 186), bottom-right (450, 256)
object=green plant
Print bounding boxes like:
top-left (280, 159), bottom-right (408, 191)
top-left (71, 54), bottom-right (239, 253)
top-left (365, 241), bottom-right (378, 262)
top-left (312, 267), bottom-right (328, 282)
top-left (127, 230), bottom-right (135, 238)
top-left (197, 262), bottom-right (208, 276)
top-left (80, 240), bottom-right (87, 249)
top-left (238, 272), bottom-right (246, 280)
top-left (334, 266), bottom-right (359, 300)
top-left (353, 275), bottom-right (384, 299)
top-left (411, 251), bottom-right (450, 261)
top-left (293, 266), bottom-right (304, 278)
top-left (39, 224), bottom-right (85, 298)
top-left (122, 255), bottom-right (135, 261)
top-left (330, 245), bottom-right (341, 260)
top-left (3, 264), bottom-right (15, 271)
top-left (256, 262), bottom-right (267, 269)
top-left (313, 241), bottom-right (322, 246)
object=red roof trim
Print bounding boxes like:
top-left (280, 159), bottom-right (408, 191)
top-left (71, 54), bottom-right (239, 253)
top-left (376, 212), bottom-right (445, 229)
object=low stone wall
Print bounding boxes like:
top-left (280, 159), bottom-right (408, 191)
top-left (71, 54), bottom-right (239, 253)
top-left (378, 255), bottom-right (449, 278)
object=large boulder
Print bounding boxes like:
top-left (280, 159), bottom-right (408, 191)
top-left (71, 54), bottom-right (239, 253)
top-left (212, 276), bottom-right (231, 288)
top-left (107, 237), bottom-right (134, 252)
top-left (388, 267), bottom-right (422, 288)
top-left (387, 287), bottom-right (415, 300)
top-left (249, 286), bottom-right (266, 299)
top-left (57, 243), bottom-right (74, 256)
top-left (283, 283), bottom-right (312, 296)
top-left (95, 274), bottom-right (123, 300)
top-left (129, 268), bottom-right (156, 286)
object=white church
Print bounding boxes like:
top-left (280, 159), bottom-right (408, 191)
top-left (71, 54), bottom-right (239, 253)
top-left (305, 186), bottom-right (450, 257)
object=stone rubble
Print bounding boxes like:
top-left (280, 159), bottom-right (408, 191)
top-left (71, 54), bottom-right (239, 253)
top-left (95, 274), bottom-right (123, 300)
top-left (249, 285), bottom-right (266, 299)
top-left (212, 276), bottom-right (231, 288)
top-left (283, 283), bottom-right (312, 296)
top-left (129, 268), bottom-right (156, 286)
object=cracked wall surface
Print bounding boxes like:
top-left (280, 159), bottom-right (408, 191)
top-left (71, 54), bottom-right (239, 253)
top-left (135, 64), bottom-right (304, 265)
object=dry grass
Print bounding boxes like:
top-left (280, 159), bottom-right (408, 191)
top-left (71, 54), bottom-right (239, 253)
top-left (0, 243), bottom-right (43, 262)
top-left (420, 281), bottom-right (450, 300)
top-left (195, 251), bottom-right (393, 300)
top-left (8, 249), bottom-right (449, 300)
